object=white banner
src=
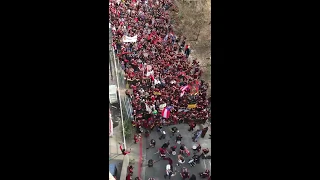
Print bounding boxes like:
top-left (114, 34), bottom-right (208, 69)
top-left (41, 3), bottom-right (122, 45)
top-left (123, 35), bottom-right (137, 42)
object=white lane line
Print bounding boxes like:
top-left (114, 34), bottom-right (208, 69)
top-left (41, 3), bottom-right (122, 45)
top-left (208, 160), bottom-right (211, 168)
top-left (203, 159), bottom-right (207, 169)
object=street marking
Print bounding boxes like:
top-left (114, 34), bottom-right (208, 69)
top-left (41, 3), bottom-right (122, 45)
top-left (208, 160), bottom-right (211, 168)
top-left (203, 159), bottom-right (207, 169)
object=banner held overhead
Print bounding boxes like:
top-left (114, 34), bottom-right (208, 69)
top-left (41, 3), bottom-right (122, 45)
top-left (123, 35), bottom-right (137, 42)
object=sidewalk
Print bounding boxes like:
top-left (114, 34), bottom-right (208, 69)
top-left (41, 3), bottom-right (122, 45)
top-left (123, 129), bottom-right (146, 180)
top-left (109, 118), bottom-right (145, 180)
top-left (109, 124), bottom-right (123, 180)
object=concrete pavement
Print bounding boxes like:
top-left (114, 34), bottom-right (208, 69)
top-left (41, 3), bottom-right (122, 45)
top-left (123, 125), bottom-right (147, 180)
top-left (109, 118), bottom-right (147, 180)
top-left (109, 124), bottom-right (123, 180)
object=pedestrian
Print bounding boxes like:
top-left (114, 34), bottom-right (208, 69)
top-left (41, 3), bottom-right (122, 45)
top-left (119, 143), bottom-right (131, 155)
top-left (159, 130), bottom-right (166, 140)
top-left (147, 139), bottom-right (156, 149)
top-left (126, 174), bottom-right (132, 180)
top-left (125, 89), bottom-right (131, 98)
top-left (188, 122), bottom-right (196, 131)
top-left (169, 145), bottom-right (177, 155)
top-left (170, 126), bottom-right (178, 137)
top-left (148, 159), bottom-right (154, 167)
top-left (161, 140), bottom-right (170, 149)
top-left (137, 124), bottom-right (143, 133)
top-left (145, 129), bottom-right (150, 137)
top-left (184, 147), bottom-right (190, 156)
top-left (176, 154), bottom-right (185, 166)
top-left (164, 162), bottom-right (174, 179)
top-left (196, 143), bottom-right (201, 153)
top-left (163, 157), bottom-right (173, 170)
top-left (134, 133), bottom-right (141, 143)
top-left (179, 144), bottom-right (186, 154)
top-left (192, 143), bottom-right (201, 154)
top-left (181, 170), bottom-right (190, 179)
top-left (155, 147), bottom-right (167, 158)
top-left (150, 122), bottom-right (155, 130)
top-left (192, 130), bottom-right (201, 142)
top-left (128, 165), bottom-right (134, 175)
top-left (201, 148), bottom-right (210, 158)
top-left (201, 127), bottom-right (209, 138)
top-left (180, 39), bottom-right (186, 52)
top-left (199, 169), bottom-right (210, 178)
top-left (157, 125), bottom-right (163, 132)
top-left (192, 154), bottom-right (200, 164)
top-left (185, 45), bottom-right (191, 58)
top-left (176, 134), bottom-right (182, 144)
top-left (164, 171), bottom-right (173, 179)
top-left (189, 174), bottom-right (197, 180)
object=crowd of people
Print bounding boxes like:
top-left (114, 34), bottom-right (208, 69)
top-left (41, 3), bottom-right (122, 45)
top-left (110, 0), bottom-right (210, 134)
top-left (110, 0), bottom-right (211, 179)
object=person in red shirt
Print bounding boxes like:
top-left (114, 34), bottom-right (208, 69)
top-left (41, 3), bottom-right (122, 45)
top-left (156, 147), bottom-right (167, 158)
top-left (119, 143), bottom-right (131, 155)
top-left (163, 157), bottom-right (173, 170)
top-left (128, 165), bottom-right (133, 175)
top-left (134, 133), bottom-right (141, 144)
top-left (159, 147), bottom-right (166, 155)
top-left (202, 148), bottom-right (210, 157)
top-left (126, 174), bottom-right (132, 180)
top-left (181, 170), bottom-right (190, 180)
top-left (142, 119), bottom-right (148, 129)
top-left (131, 84), bottom-right (137, 93)
top-left (188, 122), bottom-right (196, 131)
top-left (151, 95), bottom-right (155, 102)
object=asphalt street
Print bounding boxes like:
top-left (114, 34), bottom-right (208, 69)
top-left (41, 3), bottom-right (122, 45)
top-left (144, 124), bottom-right (211, 180)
